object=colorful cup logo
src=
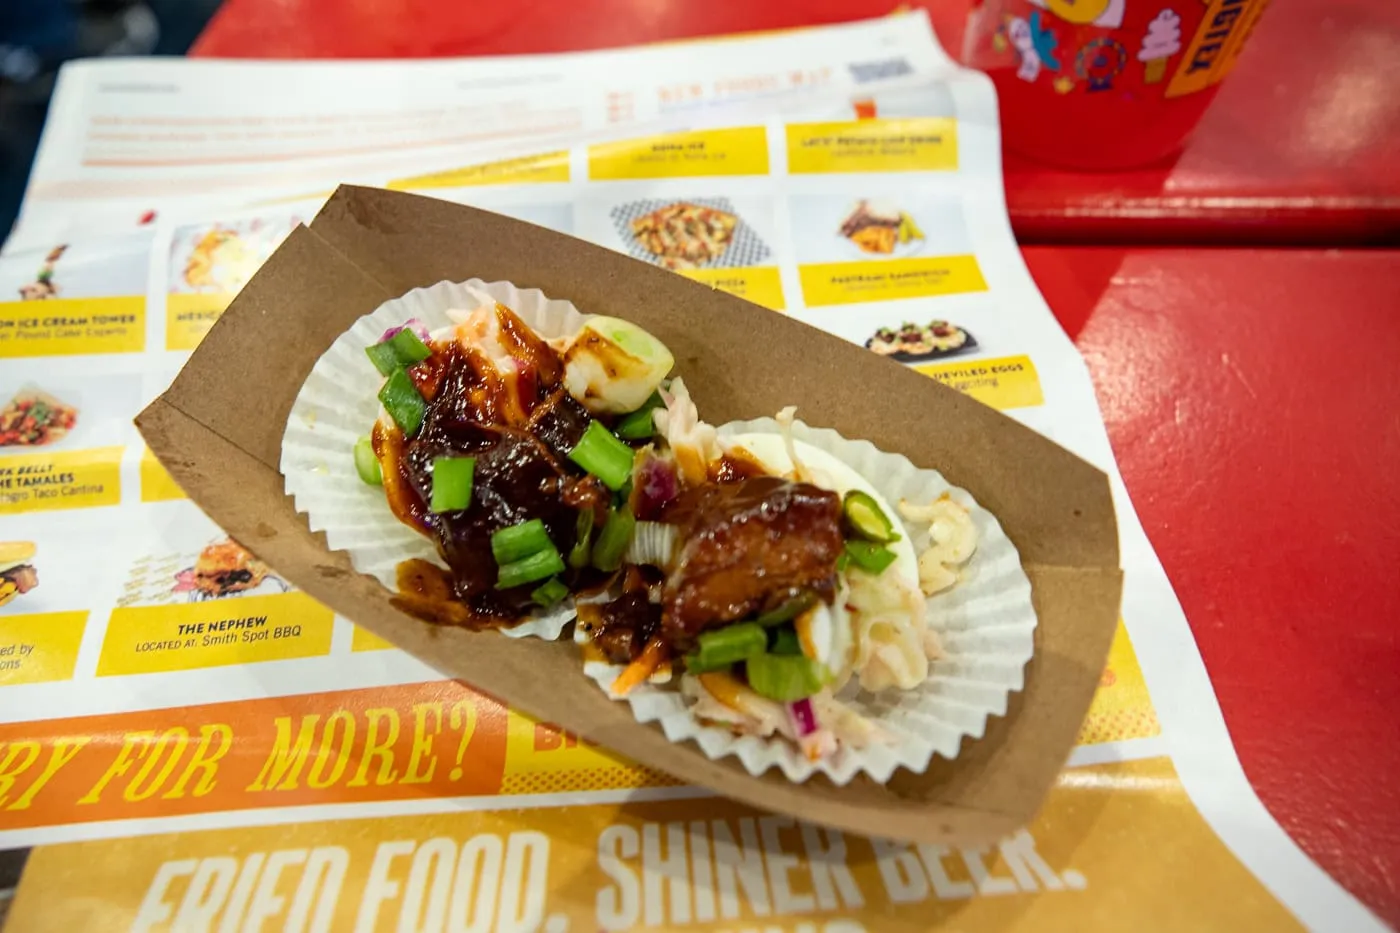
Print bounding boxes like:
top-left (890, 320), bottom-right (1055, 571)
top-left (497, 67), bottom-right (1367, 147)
top-left (970, 0), bottom-right (1270, 167)
top-left (987, 0), bottom-right (1268, 99)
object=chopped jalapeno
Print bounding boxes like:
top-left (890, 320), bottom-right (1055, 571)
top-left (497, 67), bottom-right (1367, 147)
top-left (842, 490), bottom-right (900, 544)
top-left (844, 540), bottom-right (897, 575)
top-left (378, 369), bottom-right (426, 437)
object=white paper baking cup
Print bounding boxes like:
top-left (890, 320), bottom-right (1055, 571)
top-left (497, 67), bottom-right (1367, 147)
top-left (280, 280), bottom-right (587, 640)
top-left (581, 418), bottom-right (1037, 783)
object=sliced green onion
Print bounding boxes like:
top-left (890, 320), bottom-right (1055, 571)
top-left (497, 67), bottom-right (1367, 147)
top-left (616, 392), bottom-right (665, 440)
top-left (366, 328), bottom-right (432, 374)
top-left (568, 509), bottom-right (595, 570)
top-left (354, 435), bottom-right (382, 485)
top-left (755, 592), bottom-right (818, 628)
top-left (531, 577), bottom-right (569, 607)
top-left (378, 369), bottom-right (426, 437)
top-left (429, 456), bottom-right (475, 513)
top-left (385, 328), bottom-right (431, 365)
top-left (496, 548), bottom-right (565, 590)
top-left (614, 477), bottom-right (634, 510)
top-left (843, 490), bottom-right (900, 544)
top-left (745, 653), bottom-right (827, 702)
top-left (491, 518), bottom-right (552, 565)
top-left (365, 342), bottom-right (401, 376)
top-left (683, 650), bottom-right (741, 674)
top-left (568, 421), bottom-right (635, 491)
top-left (695, 622), bottom-right (767, 669)
top-left (591, 506), bottom-right (636, 572)
top-left (768, 627), bottom-right (803, 656)
top-left (844, 540), bottom-right (897, 576)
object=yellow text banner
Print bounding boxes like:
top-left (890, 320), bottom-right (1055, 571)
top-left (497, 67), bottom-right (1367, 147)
top-left (350, 625), bottom-right (395, 653)
top-left (0, 611), bottom-right (87, 686)
top-left (0, 446), bottom-right (123, 515)
top-left (787, 117), bottom-right (958, 173)
top-left (389, 151), bottom-right (570, 189)
top-left (589, 127), bottom-right (769, 180)
top-left (139, 448), bottom-right (186, 502)
top-left (97, 592), bottom-right (335, 676)
top-left (917, 354), bottom-right (1045, 410)
top-left (677, 266), bottom-right (785, 311)
top-left (799, 254), bottom-right (986, 306)
top-left (165, 292), bottom-right (235, 351)
top-left (0, 297), bottom-right (144, 357)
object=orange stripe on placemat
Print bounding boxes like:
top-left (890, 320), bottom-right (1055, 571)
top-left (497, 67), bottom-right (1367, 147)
top-left (0, 681), bottom-right (508, 831)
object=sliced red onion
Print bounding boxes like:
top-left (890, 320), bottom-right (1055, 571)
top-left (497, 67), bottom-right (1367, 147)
top-left (786, 697), bottom-right (819, 738)
top-left (635, 455), bottom-right (680, 521)
top-left (379, 318), bottom-right (432, 344)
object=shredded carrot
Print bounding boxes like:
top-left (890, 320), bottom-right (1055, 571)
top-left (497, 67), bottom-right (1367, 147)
top-left (610, 638), bottom-right (668, 697)
top-left (696, 671), bottom-right (749, 711)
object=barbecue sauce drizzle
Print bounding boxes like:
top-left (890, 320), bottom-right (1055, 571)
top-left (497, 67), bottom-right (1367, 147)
top-left (375, 306), bottom-right (599, 628)
top-left (374, 308), bottom-right (844, 650)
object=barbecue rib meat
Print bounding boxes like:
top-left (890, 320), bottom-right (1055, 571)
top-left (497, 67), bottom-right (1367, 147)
top-left (662, 475), bottom-right (843, 640)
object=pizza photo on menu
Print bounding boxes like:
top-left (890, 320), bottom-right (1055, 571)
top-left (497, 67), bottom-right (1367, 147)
top-left (610, 197), bottom-right (772, 271)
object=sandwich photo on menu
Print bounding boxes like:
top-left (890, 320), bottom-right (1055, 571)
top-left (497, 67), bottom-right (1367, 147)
top-left (838, 199), bottom-right (925, 257)
top-left (173, 539), bottom-right (288, 601)
top-left (0, 542), bottom-right (39, 608)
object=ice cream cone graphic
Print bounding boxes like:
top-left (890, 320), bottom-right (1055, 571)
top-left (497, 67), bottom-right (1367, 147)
top-left (1139, 9), bottom-right (1182, 85)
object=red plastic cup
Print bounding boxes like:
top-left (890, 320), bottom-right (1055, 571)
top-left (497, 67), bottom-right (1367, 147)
top-left (962, 0), bottom-right (1272, 169)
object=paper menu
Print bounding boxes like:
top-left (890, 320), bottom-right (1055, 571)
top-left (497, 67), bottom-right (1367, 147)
top-left (7, 11), bottom-right (955, 254)
top-left (0, 18), bottom-right (1385, 933)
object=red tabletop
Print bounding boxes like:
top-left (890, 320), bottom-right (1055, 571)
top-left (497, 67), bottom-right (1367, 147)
top-left (191, 0), bottom-right (1400, 246)
top-left (1026, 245), bottom-right (1400, 926)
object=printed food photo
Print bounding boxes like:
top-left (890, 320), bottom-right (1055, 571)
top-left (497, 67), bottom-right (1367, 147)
top-left (176, 538), bottom-right (289, 601)
top-left (839, 199), bottom-right (926, 257)
top-left (610, 198), bottom-right (771, 271)
top-left (0, 542), bottom-right (39, 609)
top-left (0, 387), bottom-right (79, 448)
top-left (867, 320), bottom-right (977, 362)
top-left (169, 216), bottom-right (304, 294)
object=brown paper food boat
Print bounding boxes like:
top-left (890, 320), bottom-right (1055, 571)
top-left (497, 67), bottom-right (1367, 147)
top-left (136, 186), bottom-right (1121, 845)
